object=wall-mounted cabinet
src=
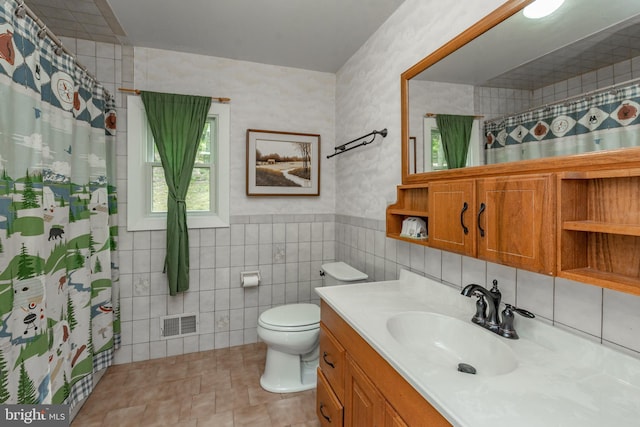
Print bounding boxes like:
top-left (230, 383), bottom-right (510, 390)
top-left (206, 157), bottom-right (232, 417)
top-left (477, 174), bottom-right (555, 275)
top-left (388, 148), bottom-right (640, 296)
top-left (558, 169), bottom-right (640, 295)
top-left (388, 174), bottom-right (555, 276)
top-left (428, 180), bottom-right (476, 256)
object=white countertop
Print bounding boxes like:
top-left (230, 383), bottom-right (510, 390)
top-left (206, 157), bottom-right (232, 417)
top-left (315, 269), bottom-right (640, 427)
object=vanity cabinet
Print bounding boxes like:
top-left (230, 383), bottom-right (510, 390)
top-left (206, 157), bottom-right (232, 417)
top-left (317, 325), bottom-right (346, 427)
top-left (344, 355), bottom-right (384, 426)
top-left (319, 324), bottom-right (346, 401)
top-left (317, 369), bottom-right (344, 427)
top-left (344, 358), bottom-right (408, 426)
top-left (385, 403), bottom-right (409, 427)
top-left (317, 301), bottom-right (451, 427)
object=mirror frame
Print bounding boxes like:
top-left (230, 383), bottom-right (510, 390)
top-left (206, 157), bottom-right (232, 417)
top-left (401, 0), bottom-right (533, 184)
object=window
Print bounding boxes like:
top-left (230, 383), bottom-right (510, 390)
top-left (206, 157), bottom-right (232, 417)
top-left (424, 116), bottom-right (481, 171)
top-left (127, 96), bottom-right (229, 231)
top-left (430, 127), bottom-right (447, 170)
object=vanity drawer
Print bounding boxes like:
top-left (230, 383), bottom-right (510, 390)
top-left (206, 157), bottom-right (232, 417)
top-left (317, 368), bottom-right (344, 427)
top-left (320, 322), bottom-right (345, 400)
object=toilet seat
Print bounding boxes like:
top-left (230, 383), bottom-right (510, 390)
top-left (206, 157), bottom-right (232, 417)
top-left (258, 303), bottom-right (320, 332)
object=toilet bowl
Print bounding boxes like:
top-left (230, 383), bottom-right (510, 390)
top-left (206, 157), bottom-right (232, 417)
top-left (257, 303), bottom-right (320, 393)
top-left (257, 262), bottom-right (367, 393)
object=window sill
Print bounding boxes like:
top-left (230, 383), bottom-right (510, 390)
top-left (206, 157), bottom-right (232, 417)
top-left (127, 214), bottom-right (229, 231)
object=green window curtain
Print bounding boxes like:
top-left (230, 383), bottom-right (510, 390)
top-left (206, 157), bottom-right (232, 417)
top-left (140, 91), bottom-right (212, 295)
top-left (436, 114), bottom-right (475, 169)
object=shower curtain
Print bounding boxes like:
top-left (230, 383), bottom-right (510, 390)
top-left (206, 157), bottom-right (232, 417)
top-left (484, 83), bottom-right (640, 164)
top-left (0, 0), bottom-right (120, 410)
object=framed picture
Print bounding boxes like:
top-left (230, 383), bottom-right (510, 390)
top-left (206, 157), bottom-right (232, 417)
top-left (246, 129), bottom-right (321, 196)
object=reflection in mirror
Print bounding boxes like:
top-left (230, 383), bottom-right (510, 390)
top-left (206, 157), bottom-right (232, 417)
top-left (408, 82), bottom-right (482, 172)
top-left (404, 0), bottom-right (640, 178)
top-left (412, 113), bottom-right (481, 172)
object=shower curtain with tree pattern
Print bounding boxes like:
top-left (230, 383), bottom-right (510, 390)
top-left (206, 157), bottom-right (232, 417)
top-left (0, 0), bottom-right (120, 410)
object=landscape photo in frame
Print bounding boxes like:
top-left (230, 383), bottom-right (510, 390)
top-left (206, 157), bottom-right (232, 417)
top-left (246, 129), bottom-right (320, 196)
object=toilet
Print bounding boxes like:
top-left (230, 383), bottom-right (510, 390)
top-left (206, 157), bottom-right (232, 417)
top-left (257, 262), bottom-right (368, 393)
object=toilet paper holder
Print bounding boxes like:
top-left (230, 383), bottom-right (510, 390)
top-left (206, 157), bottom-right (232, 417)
top-left (240, 270), bottom-right (261, 287)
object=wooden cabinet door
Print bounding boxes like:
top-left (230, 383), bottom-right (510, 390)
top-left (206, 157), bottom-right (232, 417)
top-left (384, 402), bottom-right (409, 427)
top-left (320, 323), bottom-right (346, 401)
top-left (428, 180), bottom-right (476, 256)
top-left (344, 355), bottom-right (384, 427)
top-left (476, 174), bottom-right (555, 275)
top-left (317, 369), bottom-right (344, 427)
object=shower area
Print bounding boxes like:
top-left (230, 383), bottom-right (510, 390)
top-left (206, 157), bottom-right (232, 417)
top-left (0, 0), bottom-right (120, 414)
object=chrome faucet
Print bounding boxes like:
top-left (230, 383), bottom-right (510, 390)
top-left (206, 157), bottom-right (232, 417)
top-left (461, 280), bottom-right (534, 339)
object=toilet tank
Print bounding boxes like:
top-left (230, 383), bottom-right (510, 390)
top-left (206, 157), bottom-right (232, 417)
top-left (320, 262), bottom-right (368, 286)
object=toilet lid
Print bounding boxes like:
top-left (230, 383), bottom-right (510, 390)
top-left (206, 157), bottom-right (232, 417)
top-left (321, 262), bottom-right (368, 281)
top-left (259, 303), bottom-right (320, 328)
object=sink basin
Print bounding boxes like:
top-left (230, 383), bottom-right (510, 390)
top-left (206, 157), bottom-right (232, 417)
top-left (386, 311), bottom-right (518, 376)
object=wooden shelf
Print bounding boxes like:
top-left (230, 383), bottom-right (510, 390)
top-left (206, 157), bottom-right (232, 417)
top-left (387, 208), bottom-right (427, 216)
top-left (558, 268), bottom-right (640, 296)
top-left (386, 233), bottom-right (429, 246)
top-left (387, 184), bottom-right (430, 241)
top-left (397, 183), bottom-right (429, 190)
top-left (562, 221), bottom-right (640, 237)
top-left (560, 167), bottom-right (640, 180)
top-left (558, 171), bottom-right (640, 296)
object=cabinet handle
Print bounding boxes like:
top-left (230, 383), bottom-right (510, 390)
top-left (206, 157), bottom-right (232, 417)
top-left (460, 202), bottom-right (469, 235)
top-left (322, 351), bottom-right (335, 369)
top-left (477, 202), bottom-right (486, 237)
top-left (319, 403), bottom-right (332, 422)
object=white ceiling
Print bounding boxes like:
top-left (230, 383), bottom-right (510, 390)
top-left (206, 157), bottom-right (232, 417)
top-left (24, 0), bottom-right (406, 73)
top-left (26, 0), bottom-right (640, 89)
top-left (24, 0), bottom-right (126, 45)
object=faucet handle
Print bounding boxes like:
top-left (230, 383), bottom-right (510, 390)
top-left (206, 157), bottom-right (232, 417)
top-left (504, 303), bottom-right (535, 319)
top-left (499, 304), bottom-right (535, 339)
top-left (490, 279), bottom-right (501, 298)
top-left (471, 292), bottom-right (487, 325)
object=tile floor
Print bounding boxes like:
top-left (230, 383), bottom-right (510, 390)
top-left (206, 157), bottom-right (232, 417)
top-left (72, 342), bottom-right (320, 427)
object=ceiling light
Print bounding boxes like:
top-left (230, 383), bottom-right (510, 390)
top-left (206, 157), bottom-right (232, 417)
top-left (523, 0), bottom-right (565, 19)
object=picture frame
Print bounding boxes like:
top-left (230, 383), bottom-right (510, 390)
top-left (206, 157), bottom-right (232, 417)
top-left (246, 129), bottom-right (321, 196)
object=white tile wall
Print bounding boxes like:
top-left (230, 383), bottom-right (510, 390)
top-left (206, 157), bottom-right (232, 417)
top-left (114, 214), bottom-right (336, 364)
top-left (554, 278), bottom-right (603, 337)
top-left (516, 270), bottom-right (554, 321)
top-left (336, 214), bottom-right (640, 358)
top-left (67, 37), bottom-right (339, 365)
top-left (602, 289), bottom-right (640, 351)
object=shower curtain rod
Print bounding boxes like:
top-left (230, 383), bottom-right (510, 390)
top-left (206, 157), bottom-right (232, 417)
top-left (484, 76), bottom-right (640, 126)
top-left (425, 113), bottom-right (484, 119)
top-left (14, 0), bottom-right (110, 98)
top-left (118, 87), bottom-right (231, 103)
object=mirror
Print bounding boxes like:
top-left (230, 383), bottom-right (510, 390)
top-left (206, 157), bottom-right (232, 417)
top-left (403, 0), bottom-right (640, 181)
